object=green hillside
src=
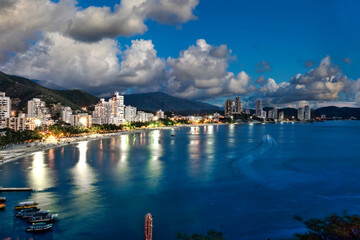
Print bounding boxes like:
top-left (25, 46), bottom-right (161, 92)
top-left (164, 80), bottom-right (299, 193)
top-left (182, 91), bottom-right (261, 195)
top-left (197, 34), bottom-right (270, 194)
top-left (0, 71), bottom-right (99, 110)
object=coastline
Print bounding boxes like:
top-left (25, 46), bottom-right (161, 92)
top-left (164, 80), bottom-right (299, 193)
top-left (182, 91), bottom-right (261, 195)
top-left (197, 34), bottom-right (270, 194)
top-left (0, 124), bottom-right (208, 166)
top-left (0, 120), bottom-right (303, 167)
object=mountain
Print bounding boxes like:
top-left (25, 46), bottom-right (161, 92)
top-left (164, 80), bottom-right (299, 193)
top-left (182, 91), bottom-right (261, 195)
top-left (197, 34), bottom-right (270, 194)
top-left (314, 106), bottom-right (360, 119)
top-left (0, 71), bottom-right (99, 110)
top-left (264, 106), bottom-right (360, 119)
top-left (124, 92), bottom-right (221, 114)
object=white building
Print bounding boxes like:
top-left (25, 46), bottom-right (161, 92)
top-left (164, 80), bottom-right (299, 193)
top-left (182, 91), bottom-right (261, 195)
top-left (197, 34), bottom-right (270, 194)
top-left (0, 92), bottom-right (10, 118)
top-left (125, 105), bottom-right (137, 122)
top-left (92, 91), bottom-right (125, 125)
top-left (61, 106), bottom-right (72, 123)
top-left (27, 98), bottom-right (52, 125)
top-left (156, 109), bottom-right (165, 119)
top-left (136, 111), bottom-right (154, 122)
top-left (70, 113), bottom-right (92, 128)
top-left (5, 113), bottom-right (37, 131)
top-left (234, 97), bottom-right (243, 114)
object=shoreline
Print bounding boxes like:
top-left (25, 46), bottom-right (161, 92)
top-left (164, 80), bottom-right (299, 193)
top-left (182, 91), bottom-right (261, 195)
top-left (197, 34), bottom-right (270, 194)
top-left (0, 124), bottom-right (212, 166)
top-left (0, 120), bottom-right (322, 166)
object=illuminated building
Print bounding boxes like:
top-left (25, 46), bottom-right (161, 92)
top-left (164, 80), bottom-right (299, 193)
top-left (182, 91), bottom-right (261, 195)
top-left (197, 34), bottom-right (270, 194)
top-left (136, 111), bottom-right (154, 122)
top-left (255, 99), bottom-right (263, 117)
top-left (92, 91), bottom-right (125, 125)
top-left (125, 105), bottom-right (137, 122)
top-left (5, 113), bottom-right (36, 131)
top-left (279, 111), bottom-right (284, 121)
top-left (224, 99), bottom-right (233, 116)
top-left (156, 109), bottom-right (165, 119)
top-left (70, 113), bottom-right (92, 128)
top-left (27, 98), bottom-right (52, 125)
top-left (234, 97), bottom-right (242, 114)
top-left (0, 92), bottom-right (10, 118)
top-left (61, 106), bottom-right (72, 123)
top-left (145, 213), bottom-right (153, 240)
top-left (297, 107), bottom-right (304, 120)
top-left (304, 105), bottom-right (311, 120)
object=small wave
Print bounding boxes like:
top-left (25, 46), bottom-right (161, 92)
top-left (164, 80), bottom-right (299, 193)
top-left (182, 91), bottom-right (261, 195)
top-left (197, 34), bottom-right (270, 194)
top-left (231, 134), bottom-right (277, 183)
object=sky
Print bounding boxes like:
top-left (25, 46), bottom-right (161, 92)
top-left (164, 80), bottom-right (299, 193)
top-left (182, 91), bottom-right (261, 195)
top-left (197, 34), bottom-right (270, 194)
top-left (0, 0), bottom-right (359, 108)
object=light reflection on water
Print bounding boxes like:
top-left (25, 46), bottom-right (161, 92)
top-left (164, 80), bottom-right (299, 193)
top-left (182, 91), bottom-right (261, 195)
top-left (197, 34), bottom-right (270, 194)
top-left (147, 130), bottom-right (163, 187)
top-left (1, 122), bottom-right (360, 240)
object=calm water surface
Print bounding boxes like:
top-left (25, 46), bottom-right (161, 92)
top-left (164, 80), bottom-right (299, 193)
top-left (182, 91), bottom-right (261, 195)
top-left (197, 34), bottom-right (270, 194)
top-left (1, 121), bottom-right (360, 240)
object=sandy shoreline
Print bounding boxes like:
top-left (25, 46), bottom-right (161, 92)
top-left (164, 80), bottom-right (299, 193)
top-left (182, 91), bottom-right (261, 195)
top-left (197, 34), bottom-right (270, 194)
top-left (0, 124), bottom-right (206, 166)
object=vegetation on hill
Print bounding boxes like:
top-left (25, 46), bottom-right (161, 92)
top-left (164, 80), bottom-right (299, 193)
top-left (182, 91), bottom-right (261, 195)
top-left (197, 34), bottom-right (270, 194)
top-left (124, 92), bottom-right (221, 114)
top-left (0, 71), bottom-right (99, 110)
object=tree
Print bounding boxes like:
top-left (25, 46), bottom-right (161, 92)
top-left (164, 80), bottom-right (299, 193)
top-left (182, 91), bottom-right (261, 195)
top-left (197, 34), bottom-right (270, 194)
top-left (294, 213), bottom-right (360, 240)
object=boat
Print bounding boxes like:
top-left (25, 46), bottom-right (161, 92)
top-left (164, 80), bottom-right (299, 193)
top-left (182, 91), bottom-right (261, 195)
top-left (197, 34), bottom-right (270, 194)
top-left (28, 214), bottom-right (58, 223)
top-left (0, 197), bottom-right (5, 209)
top-left (14, 201), bottom-right (39, 210)
top-left (20, 210), bottom-right (50, 219)
top-left (15, 207), bottom-right (41, 217)
top-left (26, 223), bottom-right (53, 232)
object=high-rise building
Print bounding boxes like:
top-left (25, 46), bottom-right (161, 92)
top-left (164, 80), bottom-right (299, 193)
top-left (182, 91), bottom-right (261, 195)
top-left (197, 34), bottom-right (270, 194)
top-left (92, 91), bottom-right (125, 125)
top-left (27, 98), bottom-right (52, 125)
top-left (234, 97), bottom-right (242, 114)
top-left (304, 105), bottom-right (311, 120)
top-left (125, 105), bottom-right (137, 122)
top-left (70, 113), bottom-right (92, 128)
top-left (61, 106), bottom-right (72, 123)
top-left (261, 110), bottom-right (267, 119)
top-left (156, 109), bottom-right (165, 119)
top-left (297, 107), bottom-right (304, 120)
top-left (145, 213), bottom-right (153, 240)
top-left (224, 99), bottom-right (233, 116)
top-left (279, 111), bottom-right (284, 121)
top-left (0, 92), bottom-right (10, 118)
top-left (268, 110), bottom-right (274, 119)
top-left (272, 107), bottom-right (278, 119)
top-left (255, 99), bottom-right (263, 117)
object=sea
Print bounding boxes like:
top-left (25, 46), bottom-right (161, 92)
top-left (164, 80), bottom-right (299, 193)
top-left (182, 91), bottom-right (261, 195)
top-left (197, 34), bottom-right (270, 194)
top-left (1, 121), bottom-right (360, 240)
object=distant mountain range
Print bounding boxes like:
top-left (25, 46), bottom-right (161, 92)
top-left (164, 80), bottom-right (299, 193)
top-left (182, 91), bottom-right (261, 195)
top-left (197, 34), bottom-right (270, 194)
top-left (264, 106), bottom-right (360, 119)
top-left (124, 92), bottom-right (221, 114)
top-left (0, 71), bottom-right (359, 118)
top-left (0, 71), bottom-right (221, 114)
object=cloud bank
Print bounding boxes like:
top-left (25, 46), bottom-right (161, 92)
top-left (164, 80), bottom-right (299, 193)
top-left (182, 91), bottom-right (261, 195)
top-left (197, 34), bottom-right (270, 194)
top-left (0, 1), bottom-right (359, 107)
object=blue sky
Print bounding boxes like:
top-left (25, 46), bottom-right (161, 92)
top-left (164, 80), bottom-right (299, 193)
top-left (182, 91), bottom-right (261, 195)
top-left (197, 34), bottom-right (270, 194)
top-left (76, 0), bottom-right (360, 81)
top-left (1, 0), bottom-right (359, 107)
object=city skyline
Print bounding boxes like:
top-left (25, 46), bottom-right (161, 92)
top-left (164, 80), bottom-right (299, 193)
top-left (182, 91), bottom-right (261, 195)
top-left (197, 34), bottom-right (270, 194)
top-left (0, 1), bottom-right (359, 108)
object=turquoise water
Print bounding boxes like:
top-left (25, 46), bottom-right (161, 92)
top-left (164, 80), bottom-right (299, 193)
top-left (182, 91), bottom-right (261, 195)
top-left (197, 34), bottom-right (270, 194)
top-left (1, 121), bottom-right (360, 240)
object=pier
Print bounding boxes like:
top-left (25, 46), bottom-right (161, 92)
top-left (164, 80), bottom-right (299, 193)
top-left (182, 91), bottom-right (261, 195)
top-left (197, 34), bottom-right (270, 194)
top-left (0, 187), bottom-right (33, 192)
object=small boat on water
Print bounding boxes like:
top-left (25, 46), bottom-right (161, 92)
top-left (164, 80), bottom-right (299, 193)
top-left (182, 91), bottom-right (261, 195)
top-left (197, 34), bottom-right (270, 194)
top-left (15, 207), bottom-right (41, 217)
top-left (14, 201), bottom-right (39, 210)
top-left (0, 197), bottom-right (6, 209)
top-left (20, 210), bottom-right (50, 219)
top-left (26, 223), bottom-right (53, 232)
top-left (28, 214), bottom-right (58, 223)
